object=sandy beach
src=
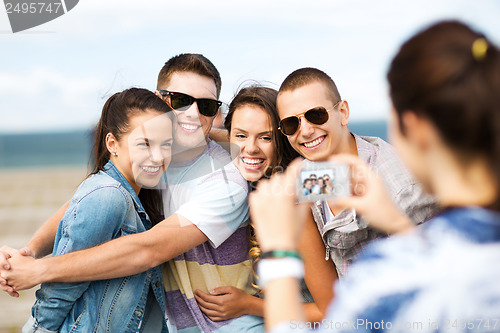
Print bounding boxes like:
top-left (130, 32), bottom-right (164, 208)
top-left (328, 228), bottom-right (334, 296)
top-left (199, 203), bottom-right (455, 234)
top-left (0, 166), bottom-right (87, 332)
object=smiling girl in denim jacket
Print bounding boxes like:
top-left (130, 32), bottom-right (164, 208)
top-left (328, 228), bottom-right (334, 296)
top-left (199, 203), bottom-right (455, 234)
top-left (23, 88), bottom-right (173, 333)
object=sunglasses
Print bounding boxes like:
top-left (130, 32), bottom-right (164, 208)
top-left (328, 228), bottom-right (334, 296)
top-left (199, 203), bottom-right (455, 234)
top-left (157, 90), bottom-right (222, 117)
top-left (278, 101), bottom-right (341, 136)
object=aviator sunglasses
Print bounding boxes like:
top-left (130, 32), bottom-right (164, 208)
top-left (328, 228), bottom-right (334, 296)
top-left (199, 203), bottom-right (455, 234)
top-left (157, 90), bottom-right (222, 117)
top-left (278, 101), bottom-right (341, 136)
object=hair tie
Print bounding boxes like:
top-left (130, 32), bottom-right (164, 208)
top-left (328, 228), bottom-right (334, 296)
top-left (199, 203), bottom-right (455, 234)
top-left (472, 38), bottom-right (488, 62)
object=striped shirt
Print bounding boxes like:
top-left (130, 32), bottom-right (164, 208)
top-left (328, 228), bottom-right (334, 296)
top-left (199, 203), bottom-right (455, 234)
top-left (161, 141), bottom-right (264, 333)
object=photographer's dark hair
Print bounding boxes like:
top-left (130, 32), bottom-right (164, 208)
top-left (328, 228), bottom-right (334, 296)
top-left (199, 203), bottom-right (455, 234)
top-left (388, 20), bottom-right (500, 210)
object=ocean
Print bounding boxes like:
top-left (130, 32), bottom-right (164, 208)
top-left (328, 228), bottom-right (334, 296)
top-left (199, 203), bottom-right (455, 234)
top-left (0, 120), bottom-right (387, 169)
top-left (0, 130), bottom-right (94, 169)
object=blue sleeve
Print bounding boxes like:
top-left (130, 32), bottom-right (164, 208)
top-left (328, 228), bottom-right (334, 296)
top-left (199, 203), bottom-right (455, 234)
top-left (32, 186), bottom-right (128, 331)
top-left (55, 186), bottom-right (128, 255)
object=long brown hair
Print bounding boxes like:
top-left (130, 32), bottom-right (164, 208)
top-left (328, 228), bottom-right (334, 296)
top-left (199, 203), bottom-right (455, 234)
top-left (388, 20), bottom-right (500, 210)
top-left (90, 88), bottom-right (173, 223)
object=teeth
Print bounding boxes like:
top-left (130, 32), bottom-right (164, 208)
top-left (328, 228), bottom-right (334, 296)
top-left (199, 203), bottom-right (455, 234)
top-left (303, 137), bottom-right (323, 148)
top-left (142, 166), bottom-right (160, 173)
top-left (242, 157), bottom-right (264, 165)
top-left (180, 123), bottom-right (199, 130)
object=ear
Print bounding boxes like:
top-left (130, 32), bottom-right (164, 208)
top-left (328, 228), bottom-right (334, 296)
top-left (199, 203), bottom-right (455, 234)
top-left (338, 100), bottom-right (350, 126)
top-left (105, 132), bottom-right (118, 156)
top-left (154, 90), bottom-right (162, 98)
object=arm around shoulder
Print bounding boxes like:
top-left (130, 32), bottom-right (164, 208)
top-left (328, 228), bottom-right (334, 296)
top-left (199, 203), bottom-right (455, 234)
top-left (13, 213), bottom-right (209, 287)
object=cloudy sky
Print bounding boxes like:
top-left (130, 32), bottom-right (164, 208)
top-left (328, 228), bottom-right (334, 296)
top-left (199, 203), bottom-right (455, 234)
top-left (0, 0), bottom-right (499, 133)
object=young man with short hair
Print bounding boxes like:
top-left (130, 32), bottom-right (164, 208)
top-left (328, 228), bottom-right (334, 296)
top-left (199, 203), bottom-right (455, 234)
top-left (277, 67), bottom-right (437, 276)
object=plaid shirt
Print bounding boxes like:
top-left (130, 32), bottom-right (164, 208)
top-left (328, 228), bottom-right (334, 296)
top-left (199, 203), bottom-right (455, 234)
top-left (311, 134), bottom-right (438, 277)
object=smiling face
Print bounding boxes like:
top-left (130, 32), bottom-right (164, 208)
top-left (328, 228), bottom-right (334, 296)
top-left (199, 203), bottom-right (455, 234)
top-left (158, 71), bottom-right (218, 161)
top-left (277, 81), bottom-right (352, 161)
top-left (229, 104), bottom-right (276, 182)
top-left (323, 174), bottom-right (332, 188)
top-left (318, 178), bottom-right (325, 187)
top-left (110, 110), bottom-right (173, 193)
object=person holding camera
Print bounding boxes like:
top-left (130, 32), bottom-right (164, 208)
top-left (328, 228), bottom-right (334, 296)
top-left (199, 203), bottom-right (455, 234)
top-left (250, 20), bottom-right (500, 332)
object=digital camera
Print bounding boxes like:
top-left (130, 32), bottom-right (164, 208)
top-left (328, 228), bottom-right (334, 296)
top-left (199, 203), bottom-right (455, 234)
top-left (296, 160), bottom-right (351, 202)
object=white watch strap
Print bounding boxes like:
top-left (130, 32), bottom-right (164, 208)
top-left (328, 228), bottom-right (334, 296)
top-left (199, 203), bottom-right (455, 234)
top-left (258, 257), bottom-right (304, 288)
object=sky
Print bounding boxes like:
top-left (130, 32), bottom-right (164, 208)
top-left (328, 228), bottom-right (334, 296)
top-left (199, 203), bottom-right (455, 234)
top-left (0, 0), bottom-right (499, 134)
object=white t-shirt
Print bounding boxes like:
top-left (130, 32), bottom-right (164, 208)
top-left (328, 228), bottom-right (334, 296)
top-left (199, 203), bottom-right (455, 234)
top-left (161, 140), bottom-right (263, 333)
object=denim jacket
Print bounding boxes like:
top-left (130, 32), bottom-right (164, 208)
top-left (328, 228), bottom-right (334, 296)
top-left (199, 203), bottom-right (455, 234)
top-left (24, 161), bottom-right (168, 333)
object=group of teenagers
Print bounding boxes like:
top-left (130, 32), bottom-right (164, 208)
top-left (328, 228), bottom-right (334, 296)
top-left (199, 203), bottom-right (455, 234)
top-left (302, 175), bottom-right (332, 196)
top-left (1, 19), bottom-right (500, 332)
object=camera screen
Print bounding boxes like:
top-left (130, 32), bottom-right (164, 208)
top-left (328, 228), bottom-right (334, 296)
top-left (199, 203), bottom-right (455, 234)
top-left (297, 161), bottom-right (350, 202)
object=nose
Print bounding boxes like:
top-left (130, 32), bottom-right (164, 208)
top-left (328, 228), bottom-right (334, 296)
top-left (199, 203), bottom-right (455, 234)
top-left (244, 138), bottom-right (260, 155)
top-left (149, 146), bottom-right (166, 164)
top-left (183, 102), bottom-right (200, 119)
top-left (298, 117), bottom-right (315, 138)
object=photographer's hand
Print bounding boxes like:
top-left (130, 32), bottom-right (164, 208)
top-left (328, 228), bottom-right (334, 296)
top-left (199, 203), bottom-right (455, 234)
top-left (249, 159), bottom-right (311, 251)
top-left (328, 154), bottom-right (415, 234)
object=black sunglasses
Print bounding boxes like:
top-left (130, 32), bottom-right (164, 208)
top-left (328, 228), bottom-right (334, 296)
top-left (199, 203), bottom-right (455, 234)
top-left (157, 90), bottom-right (222, 117)
top-left (278, 101), bottom-right (340, 136)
